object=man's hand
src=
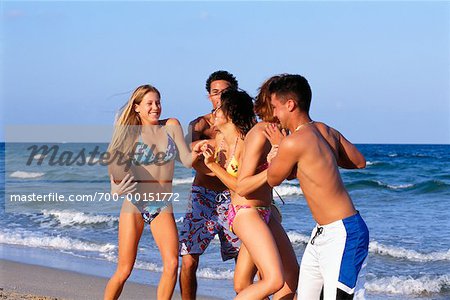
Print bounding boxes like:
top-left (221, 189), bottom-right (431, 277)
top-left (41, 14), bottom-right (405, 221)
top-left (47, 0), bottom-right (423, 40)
top-left (264, 123), bottom-right (287, 146)
top-left (192, 140), bottom-right (208, 159)
top-left (266, 145), bottom-right (279, 165)
top-left (202, 143), bottom-right (216, 167)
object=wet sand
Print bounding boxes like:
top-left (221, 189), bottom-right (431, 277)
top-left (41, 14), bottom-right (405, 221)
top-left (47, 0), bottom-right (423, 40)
top-left (0, 259), bottom-right (217, 300)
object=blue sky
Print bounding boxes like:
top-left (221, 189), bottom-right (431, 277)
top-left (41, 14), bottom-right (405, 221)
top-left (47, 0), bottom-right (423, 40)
top-left (2, 1), bottom-right (449, 143)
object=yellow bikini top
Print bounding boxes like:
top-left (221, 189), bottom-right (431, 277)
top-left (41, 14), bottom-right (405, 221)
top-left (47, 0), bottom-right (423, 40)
top-left (215, 137), bottom-right (239, 178)
top-left (226, 155), bottom-right (239, 177)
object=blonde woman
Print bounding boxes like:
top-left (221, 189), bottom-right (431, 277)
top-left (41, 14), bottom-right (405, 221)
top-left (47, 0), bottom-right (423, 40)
top-left (104, 84), bottom-right (201, 300)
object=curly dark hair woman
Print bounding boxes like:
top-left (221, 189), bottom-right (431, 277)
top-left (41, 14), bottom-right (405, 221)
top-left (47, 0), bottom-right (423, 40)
top-left (218, 89), bottom-right (256, 137)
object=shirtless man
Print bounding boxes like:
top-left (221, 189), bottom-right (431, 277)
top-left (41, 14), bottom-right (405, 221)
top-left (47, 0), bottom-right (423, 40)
top-left (179, 71), bottom-right (240, 299)
top-left (266, 74), bottom-right (369, 300)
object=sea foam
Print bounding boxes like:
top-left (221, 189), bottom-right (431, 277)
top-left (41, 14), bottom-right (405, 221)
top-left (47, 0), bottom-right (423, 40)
top-left (369, 241), bottom-right (450, 262)
top-left (365, 274), bottom-right (450, 295)
top-left (274, 184), bottom-right (303, 197)
top-left (41, 209), bottom-right (118, 227)
top-left (10, 171), bottom-right (45, 179)
top-left (173, 177), bottom-right (194, 185)
top-left (0, 229), bottom-right (115, 253)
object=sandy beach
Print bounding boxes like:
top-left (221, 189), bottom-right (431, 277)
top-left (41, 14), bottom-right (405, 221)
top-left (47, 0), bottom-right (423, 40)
top-left (0, 260), bottom-right (217, 300)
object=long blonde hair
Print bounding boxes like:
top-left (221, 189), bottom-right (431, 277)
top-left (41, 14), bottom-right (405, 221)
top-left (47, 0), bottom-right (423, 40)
top-left (108, 84), bottom-right (161, 157)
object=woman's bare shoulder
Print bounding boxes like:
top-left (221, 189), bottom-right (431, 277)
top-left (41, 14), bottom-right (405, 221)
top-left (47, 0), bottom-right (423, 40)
top-left (247, 121), bottom-right (269, 136)
top-left (245, 122), bottom-right (270, 146)
top-left (165, 118), bottom-right (181, 126)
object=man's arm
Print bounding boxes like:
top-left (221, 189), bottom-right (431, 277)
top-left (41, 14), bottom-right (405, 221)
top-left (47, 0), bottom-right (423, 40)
top-left (186, 116), bottom-right (207, 147)
top-left (186, 116), bottom-right (216, 175)
top-left (267, 137), bottom-right (299, 187)
top-left (333, 129), bottom-right (366, 169)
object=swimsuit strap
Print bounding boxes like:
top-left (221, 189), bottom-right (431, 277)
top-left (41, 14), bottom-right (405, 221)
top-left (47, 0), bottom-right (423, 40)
top-left (133, 179), bottom-right (173, 183)
top-left (113, 179), bottom-right (173, 184)
top-left (273, 188), bottom-right (285, 205)
top-left (214, 138), bottom-right (225, 164)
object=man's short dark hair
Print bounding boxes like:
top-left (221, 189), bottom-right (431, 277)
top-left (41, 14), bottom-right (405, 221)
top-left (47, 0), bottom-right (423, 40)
top-left (268, 74), bottom-right (312, 113)
top-left (205, 70), bottom-right (238, 93)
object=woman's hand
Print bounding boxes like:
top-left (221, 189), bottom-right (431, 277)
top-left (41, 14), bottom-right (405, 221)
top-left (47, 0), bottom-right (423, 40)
top-left (110, 173), bottom-right (137, 196)
top-left (266, 145), bottom-right (279, 165)
top-left (202, 143), bottom-right (216, 167)
top-left (264, 123), bottom-right (287, 146)
top-left (192, 140), bottom-right (208, 159)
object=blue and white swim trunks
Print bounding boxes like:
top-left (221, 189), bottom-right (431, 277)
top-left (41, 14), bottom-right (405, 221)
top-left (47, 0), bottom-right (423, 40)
top-left (298, 212), bottom-right (369, 300)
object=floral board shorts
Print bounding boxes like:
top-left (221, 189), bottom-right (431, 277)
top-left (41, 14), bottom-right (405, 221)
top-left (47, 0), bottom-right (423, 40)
top-left (179, 185), bottom-right (240, 261)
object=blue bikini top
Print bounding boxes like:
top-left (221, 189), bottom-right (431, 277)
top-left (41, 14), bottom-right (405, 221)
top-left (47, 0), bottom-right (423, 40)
top-left (133, 130), bottom-right (178, 165)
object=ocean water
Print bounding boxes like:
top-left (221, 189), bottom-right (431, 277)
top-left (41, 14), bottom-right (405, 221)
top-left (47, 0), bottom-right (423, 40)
top-left (1, 143), bottom-right (449, 299)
